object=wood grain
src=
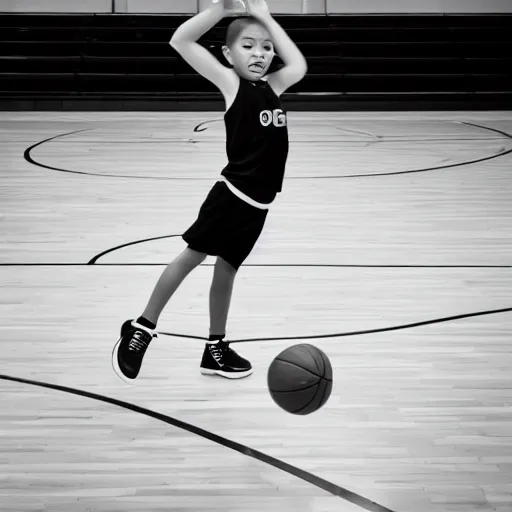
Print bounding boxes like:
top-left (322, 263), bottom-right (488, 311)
top-left (1, 111), bottom-right (512, 512)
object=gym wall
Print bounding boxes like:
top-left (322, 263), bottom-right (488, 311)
top-left (0, 0), bottom-right (112, 12)
top-left (2, 0), bottom-right (512, 13)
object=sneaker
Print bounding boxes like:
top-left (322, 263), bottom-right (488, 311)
top-left (200, 340), bottom-right (253, 379)
top-left (112, 319), bottom-right (157, 383)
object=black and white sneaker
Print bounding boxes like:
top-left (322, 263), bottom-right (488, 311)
top-left (112, 319), bottom-right (157, 383)
top-left (200, 340), bottom-right (253, 379)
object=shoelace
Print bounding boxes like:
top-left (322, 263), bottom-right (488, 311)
top-left (210, 342), bottom-right (239, 362)
top-left (210, 344), bottom-right (224, 362)
top-left (128, 330), bottom-right (151, 353)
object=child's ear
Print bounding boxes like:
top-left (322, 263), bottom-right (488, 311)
top-left (222, 45), bottom-right (234, 66)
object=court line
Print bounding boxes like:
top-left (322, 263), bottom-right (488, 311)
top-left (23, 122), bottom-right (512, 181)
top-left (87, 233), bottom-right (178, 263)
top-left (28, 137), bottom-right (506, 143)
top-left (0, 373), bottom-right (397, 512)
top-left (158, 306), bottom-right (512, 345)
top-left (8, 120), bottom-right (512, 511)
top-left (11, 107), bottom-right (512, 511)
top-left (1, 262), bottom-right (511, 268)
top-left (80, 232), bottom-right (511, 266)
top-left (195, 117), bottom-right (507, 142)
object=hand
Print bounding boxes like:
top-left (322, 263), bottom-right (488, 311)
top-left (212, 0), bottom-right (247, 11)
top-left (246, 0), bottom-right (271, 20)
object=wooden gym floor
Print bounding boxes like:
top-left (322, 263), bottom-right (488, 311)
top-left (1, 110), bottom-right (511, 512)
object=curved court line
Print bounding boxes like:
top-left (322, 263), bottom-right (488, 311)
top-left (24, 123), bottom-right (512, 181)
top-left (158, 306), bottom-right (512, 344)
top-left (23, 129), bottom-right (179, 181)
top-left (194, 119), bottom-right (218, 132)
top-left (0, 373), bottom-right (396, 512)
top-left (87, 234), bottom-right (182, 264)
top-left (24, 128), bottom-right (95, 175)
top-left (86, 233), bottom-right (512, 267)
top-left (305, 121), bottom-right (512, 179)
top-left (193, 119), bottom-right (500, 142)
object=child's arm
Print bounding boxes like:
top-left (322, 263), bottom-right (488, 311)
top-left (170, 1), bottom-right (237, 98)
top-left (248, 0), bottom-right (308, 96)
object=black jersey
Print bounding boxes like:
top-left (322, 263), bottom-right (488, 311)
top-left (221, 77), bottom-right (289, 203)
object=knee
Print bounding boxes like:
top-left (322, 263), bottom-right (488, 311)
top-left (216, 256), bottom-right (237, 276)
top-left (181, 247), bottom-right (207, 268)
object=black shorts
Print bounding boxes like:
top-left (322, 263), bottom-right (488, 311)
top-left (182, 181), bottom-right (269, 270)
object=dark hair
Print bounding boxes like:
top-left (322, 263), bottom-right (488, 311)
top-left (225, 16), bottom-right (264, 48)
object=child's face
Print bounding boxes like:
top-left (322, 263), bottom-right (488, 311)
top-left (224, 23), bottom-right (275, 80)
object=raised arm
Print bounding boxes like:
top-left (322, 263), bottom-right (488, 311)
top-left (170, 1), bottom-right (237, 98)
top-left (248, 0), bottom-right (308, 96)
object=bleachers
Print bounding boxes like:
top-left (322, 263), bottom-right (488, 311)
top-left (0, 13), bottom-right (511, 110)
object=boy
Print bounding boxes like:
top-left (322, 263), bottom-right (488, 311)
top-left (112, 0), bottom-right (307, 383)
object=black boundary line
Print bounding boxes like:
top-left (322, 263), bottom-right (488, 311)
top-left (23, 122), bottom-right (512, 181)
top-left (11, 118), bottom-right (512, 511)
top-left (29, 137), bottom-right (508, 144)
top-left (85, 234), bottom-right (512, 267)
top-left (80, 120), bottom-right (512, 264)
top-left (87, 234), bottom-right (181, 264)
top-left (0, 373), bottom-right (397, 512)
top-left (0, 263), bottom-right (511, 268)
top-left (23, 128), bottom-right (94, 175)
top-left (158, 306), bottom-right (512, 344)
top-left (18, 119), bottom-right (511, 269)
top-left (14, 124), bottom-right (403, 512)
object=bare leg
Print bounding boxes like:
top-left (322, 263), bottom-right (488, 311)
top-left (141, 247), bottom-right (207, 325)
top-left (209, 256), bottom-right (238, 337)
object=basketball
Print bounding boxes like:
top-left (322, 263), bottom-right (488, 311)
top-left (267, 344), bottom-right (333, 415)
